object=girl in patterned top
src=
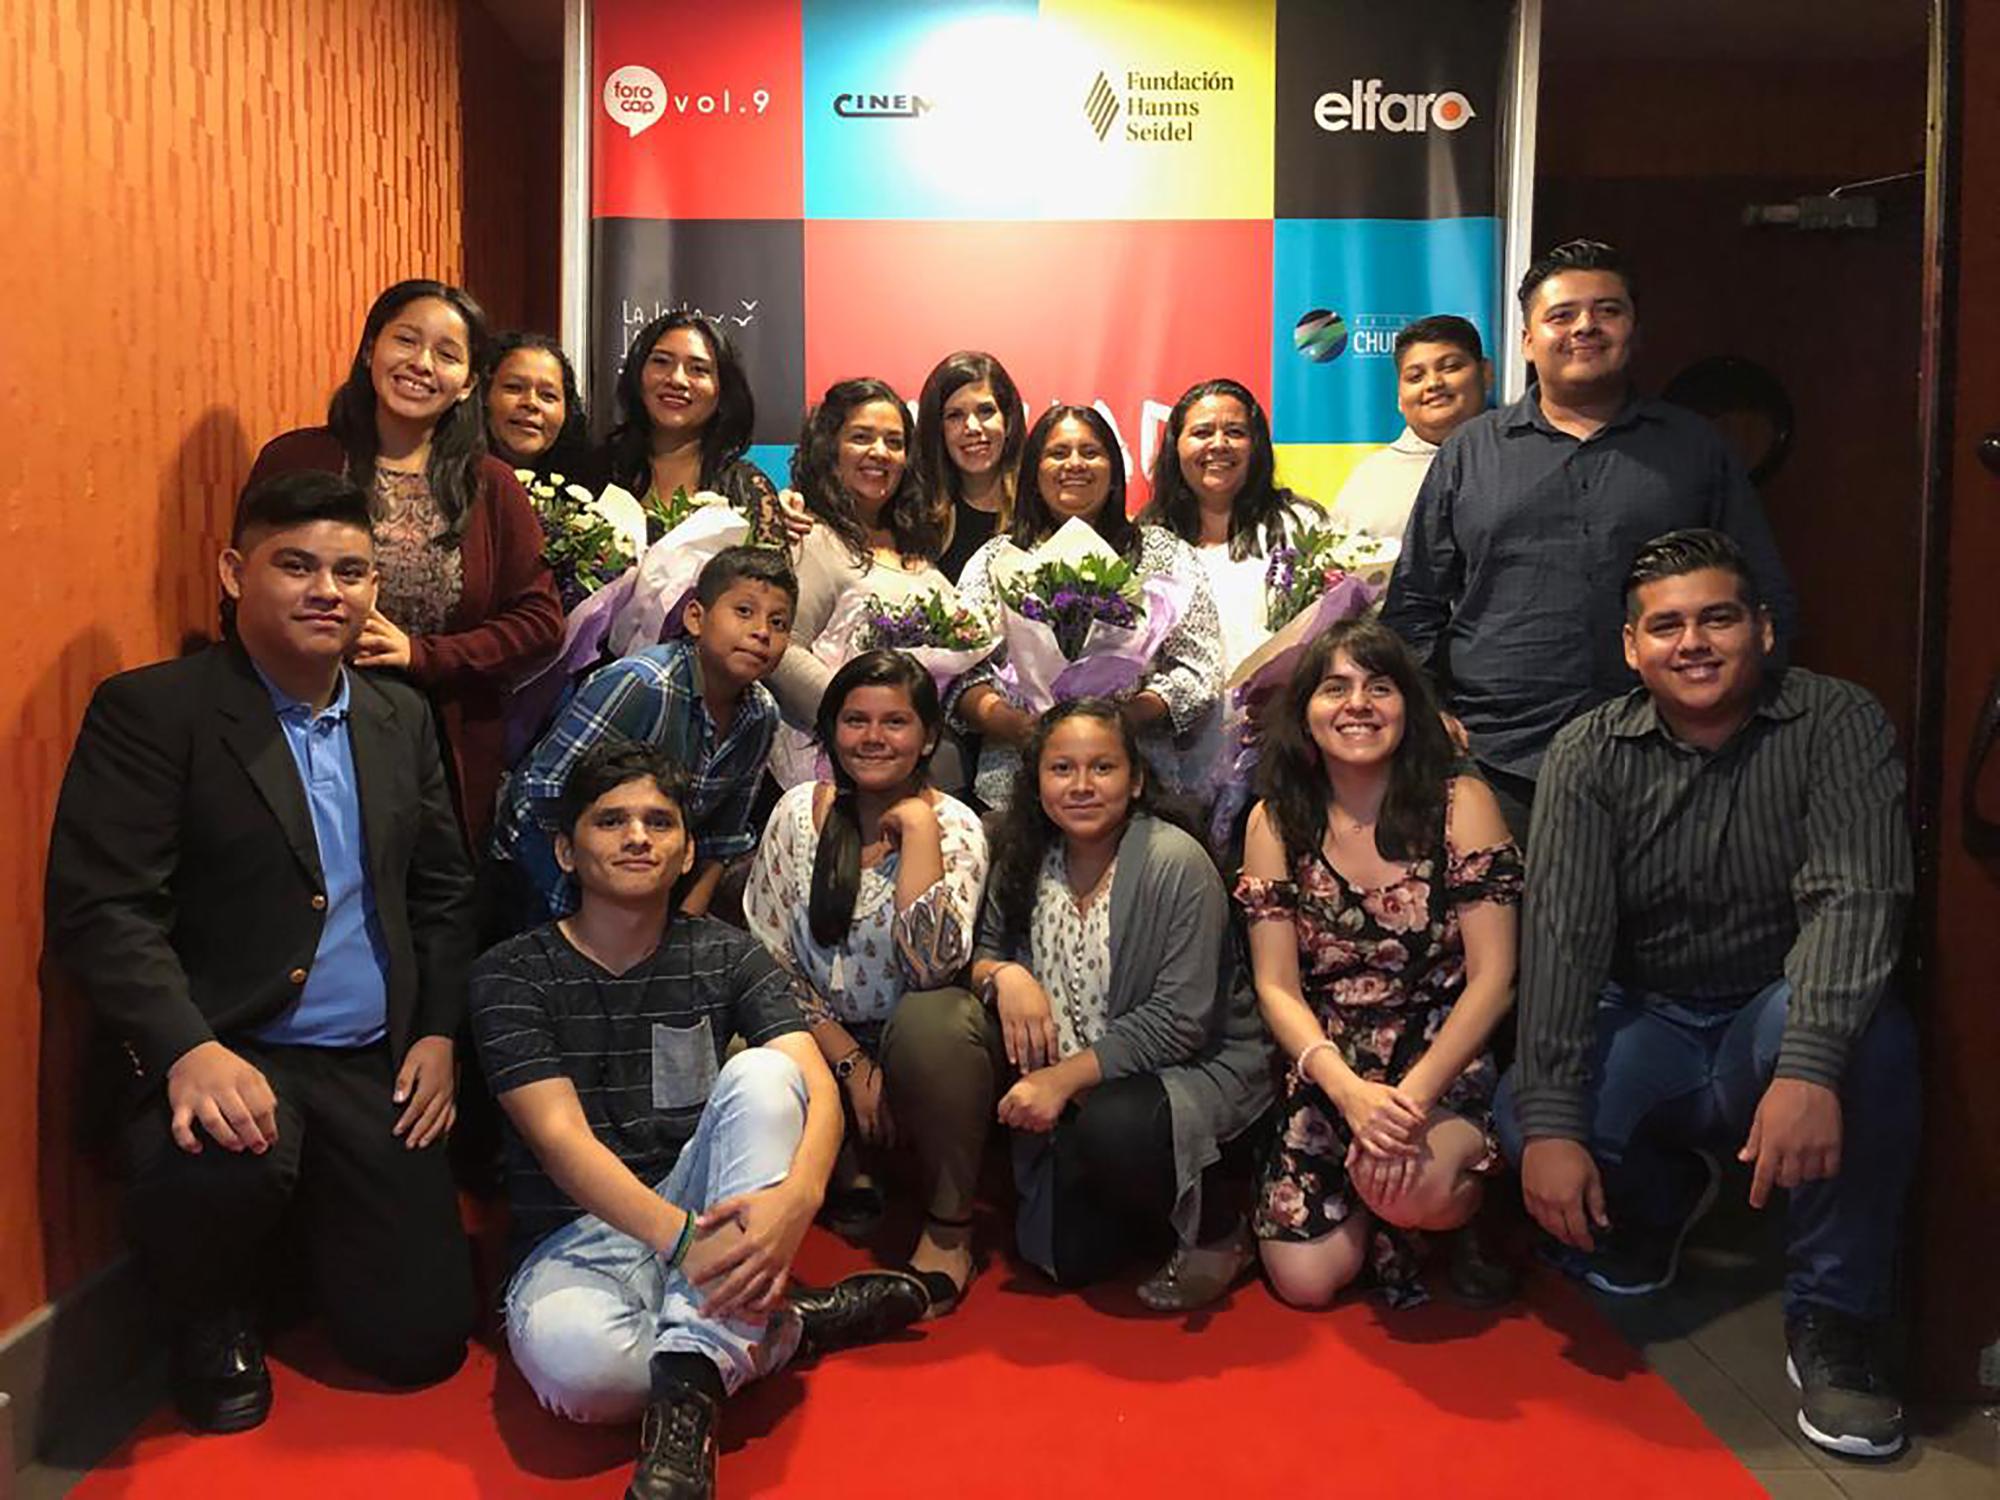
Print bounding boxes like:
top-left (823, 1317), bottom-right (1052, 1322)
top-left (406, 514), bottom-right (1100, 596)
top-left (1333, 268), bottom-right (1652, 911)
top-left (1237, 618), bottom-right (1523, 1308)
top-left (247, 279), bottom-right (563, 844)
top-left (744, 650), bottom-right (992, 1315)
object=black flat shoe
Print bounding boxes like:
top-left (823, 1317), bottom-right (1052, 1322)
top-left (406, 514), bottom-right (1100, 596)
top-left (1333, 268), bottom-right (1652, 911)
top-left (790, 1270), bottom-right (929, 1361)
top-left (819, 1182), bottom-right (886, 1236)
top-left (902, 1213), bottom-right (976, 1318)
top-left (172, 1311), bottom-right (272, 1434)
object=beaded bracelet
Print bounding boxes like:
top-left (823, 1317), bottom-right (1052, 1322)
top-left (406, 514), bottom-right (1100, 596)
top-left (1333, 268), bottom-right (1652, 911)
top-left (1293, 1038), bottom-right (1340, 1085)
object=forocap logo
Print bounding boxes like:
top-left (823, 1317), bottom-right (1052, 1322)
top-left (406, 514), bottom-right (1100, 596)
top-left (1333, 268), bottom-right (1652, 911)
top-left (1314, 80), bottom-right (1475, 134)
top-left (601, 62), bottom-right (774, 139)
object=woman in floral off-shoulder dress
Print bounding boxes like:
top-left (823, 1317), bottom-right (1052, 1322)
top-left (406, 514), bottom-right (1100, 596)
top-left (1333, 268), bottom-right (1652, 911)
top-left (1237, 618), bottom-right (1523, 1309)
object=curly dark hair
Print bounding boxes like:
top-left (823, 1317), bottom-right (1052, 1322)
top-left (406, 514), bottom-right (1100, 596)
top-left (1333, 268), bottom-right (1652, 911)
top-left (1139, 378), bottom-right (1318, 562)
top-left (790, 377), bottom-right (945, 567)
top-left (984, 698), bottom-right (1185, 942)
top-left (1258, 618), bottom-right (1457, 866)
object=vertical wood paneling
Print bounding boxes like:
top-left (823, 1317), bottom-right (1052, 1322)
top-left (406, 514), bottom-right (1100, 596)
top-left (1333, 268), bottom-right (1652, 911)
top-left (0, 0), bottom-right (464, 1331)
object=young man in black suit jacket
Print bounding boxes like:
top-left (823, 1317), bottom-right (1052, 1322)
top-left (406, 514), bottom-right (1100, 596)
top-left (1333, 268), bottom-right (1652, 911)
top-left (46, 469), bottom-right (478, 1433)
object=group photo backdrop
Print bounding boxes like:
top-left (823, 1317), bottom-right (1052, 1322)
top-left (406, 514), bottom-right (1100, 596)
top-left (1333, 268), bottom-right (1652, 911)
top-left (587, 0), bottom-right (1517, 509)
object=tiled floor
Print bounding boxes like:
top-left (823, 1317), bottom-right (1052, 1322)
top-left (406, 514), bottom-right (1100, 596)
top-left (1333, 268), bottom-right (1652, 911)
top-left (1586, 1168), bottom-right (1999, 1498)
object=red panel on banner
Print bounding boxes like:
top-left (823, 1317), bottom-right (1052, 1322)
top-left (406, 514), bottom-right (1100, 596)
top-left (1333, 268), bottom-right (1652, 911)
top-left (803, 219), bottom-right (1273, 506)
top-left (592, 1), bottom-right (802, 220)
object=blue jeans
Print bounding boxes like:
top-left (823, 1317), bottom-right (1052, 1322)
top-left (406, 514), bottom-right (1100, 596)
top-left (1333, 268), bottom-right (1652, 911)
top-left (1495, 979), bottom-right (1919, 1320)
top-left (504, 1049), bottom-right (807, 1422)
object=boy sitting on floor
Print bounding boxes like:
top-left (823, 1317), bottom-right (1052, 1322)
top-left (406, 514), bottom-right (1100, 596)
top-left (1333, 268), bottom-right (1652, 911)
top-left (471, 742), bottom-right (926, 1500)
top-left (493, 545), bottom-right (797, 923)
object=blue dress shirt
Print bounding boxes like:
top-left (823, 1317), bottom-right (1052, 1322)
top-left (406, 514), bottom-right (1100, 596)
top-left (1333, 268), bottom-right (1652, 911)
top-left (252, 665), bottom-right (390, 1047)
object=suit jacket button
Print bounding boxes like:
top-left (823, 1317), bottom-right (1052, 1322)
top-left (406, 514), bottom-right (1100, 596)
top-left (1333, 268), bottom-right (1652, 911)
top-left (289, 967), bottom-right (309, 985)
top-left (310, 894), bottom-right (327, 911)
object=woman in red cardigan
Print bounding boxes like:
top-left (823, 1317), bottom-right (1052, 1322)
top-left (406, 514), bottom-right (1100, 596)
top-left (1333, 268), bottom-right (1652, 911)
top-left (249, 279), bottom-right (563, 846)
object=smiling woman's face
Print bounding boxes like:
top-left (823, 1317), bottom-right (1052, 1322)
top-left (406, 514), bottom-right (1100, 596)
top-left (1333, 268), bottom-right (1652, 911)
top-left (1038, 714), bottom-right (1139, 846)
top-left (1036, 415), bottom-right (1113, 523)
top-left (832, 682), bottom-right (930, 793)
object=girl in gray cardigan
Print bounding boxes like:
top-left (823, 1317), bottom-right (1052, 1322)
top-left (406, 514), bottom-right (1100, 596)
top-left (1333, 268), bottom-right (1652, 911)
top-left (970, 700), bottom-right (1272, 1310)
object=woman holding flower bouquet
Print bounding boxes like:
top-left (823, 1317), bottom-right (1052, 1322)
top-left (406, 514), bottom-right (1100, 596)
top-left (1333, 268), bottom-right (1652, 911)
top-left (588, 310), bottom-right (798, 547)
top-left (1237, 619), bottom-right (1521, 1309)
top-left (953, 405), bottom-right (1224, 808)
top-left (1140, 379), bottom-right (1322, 677)
top-left (248, 278), bottom-right (563, 844)
top-left (765, 379), bottom-right (958, 731)
top-left (744, 651), bottom-right (994, 1316)
top-left (971, 700), bottom-right (1270, 1306)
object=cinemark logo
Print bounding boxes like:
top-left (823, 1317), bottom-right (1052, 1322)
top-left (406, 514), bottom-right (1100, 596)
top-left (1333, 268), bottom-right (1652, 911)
top-left (1315, 80), bottom-right (1475, 133)
top-left (1085, 72), bottom-right (1119, 140)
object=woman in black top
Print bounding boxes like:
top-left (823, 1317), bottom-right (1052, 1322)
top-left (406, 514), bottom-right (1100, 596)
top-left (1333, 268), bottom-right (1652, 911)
top-left (916, 351), bottom-right (1025, 583)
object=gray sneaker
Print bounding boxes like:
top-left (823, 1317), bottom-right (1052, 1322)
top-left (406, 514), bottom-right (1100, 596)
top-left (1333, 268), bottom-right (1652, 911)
top-left (1785, 1306), bottom-right (1906, 1459)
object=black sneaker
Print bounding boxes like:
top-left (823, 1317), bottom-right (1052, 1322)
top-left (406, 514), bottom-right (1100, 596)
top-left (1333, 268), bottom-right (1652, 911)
top-left (1584, 1150), bottom-right (1720, 1296)
top-left (790, 1270), bottom-right (929, 1362)
top-left (628, 1384), bottom-right (719, 1500)
top-left (1785, 1306), bottom-right (1906, 1458)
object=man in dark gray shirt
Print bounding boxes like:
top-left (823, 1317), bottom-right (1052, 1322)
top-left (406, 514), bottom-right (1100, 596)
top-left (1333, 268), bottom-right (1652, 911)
top-left (1497, 529), bottom-right (1917, 1460)
top-left (1382, 240), bottom-right (1798, 839)
top-left (470, 743), bottom-right (925, 1500)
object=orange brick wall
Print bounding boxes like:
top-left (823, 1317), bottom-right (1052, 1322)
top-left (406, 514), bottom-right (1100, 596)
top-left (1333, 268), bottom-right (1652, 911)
top-left (0, 0), bottom-right (463, 1331)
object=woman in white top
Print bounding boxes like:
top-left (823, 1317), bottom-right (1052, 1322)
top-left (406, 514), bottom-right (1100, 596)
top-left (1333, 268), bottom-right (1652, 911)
top-left (744, 650), bottom-right (992, 1315)
top-left (1140, 378), bottom-right (1323, 678)
top-left (952, 404), bottom-right (1223, 807)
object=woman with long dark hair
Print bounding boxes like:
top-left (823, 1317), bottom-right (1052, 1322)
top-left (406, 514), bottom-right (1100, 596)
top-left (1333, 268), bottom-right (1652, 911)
top-left (763, 378), bottom-right (957, 734)
top-left (915, 351), bottom-right (1025, 582)
top-left (951, 404), bottom-right (1223, 808)
top-left (247, 278), bottom-right (563, 844)
top-left (1139, 378), bottom-right (1321, 677)
top-left (483, 330), bottom-right (589, 479)
top-left (744, 651), bottom-right (993, 1314)
top-left (1238, 618), bottom-right (1521, 1308)
top-left (588, 309), bottom-right (796, 544)
top-left (969, 699), bottom-right (1270, 1308)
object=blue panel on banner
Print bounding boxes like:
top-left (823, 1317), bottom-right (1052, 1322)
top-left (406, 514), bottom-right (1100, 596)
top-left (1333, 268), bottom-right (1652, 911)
top-left (1269, 218), bottom-right (1500, 445)
top-left (802, 0), bottom-right (1041, 220)
top-left (744, 444), bottom-right (794, 494)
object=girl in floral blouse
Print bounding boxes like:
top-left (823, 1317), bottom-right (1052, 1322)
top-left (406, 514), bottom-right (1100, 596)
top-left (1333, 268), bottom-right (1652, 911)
top-left (744, 650), bottom-right (991, 1315)
top-left (1237, 619), bottom-right (1522, 1308)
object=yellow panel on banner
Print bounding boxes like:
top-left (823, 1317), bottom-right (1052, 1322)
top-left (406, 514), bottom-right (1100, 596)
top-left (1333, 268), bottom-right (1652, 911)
top-left (1273, 443), bottom-right (1381, 510)
top-left (1036, 0), bottom-right (1275, 220)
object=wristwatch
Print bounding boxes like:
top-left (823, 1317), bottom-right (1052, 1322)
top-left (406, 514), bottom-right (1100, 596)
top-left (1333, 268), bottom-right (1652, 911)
top-left (833, 1048), bottom-right (866, 1083)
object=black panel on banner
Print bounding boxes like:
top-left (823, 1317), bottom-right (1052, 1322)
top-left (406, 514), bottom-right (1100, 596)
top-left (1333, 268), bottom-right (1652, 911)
top-left (1275, 0), bottom-right (1511, 220)
top-left (589, 218), bottom-right (806, 446)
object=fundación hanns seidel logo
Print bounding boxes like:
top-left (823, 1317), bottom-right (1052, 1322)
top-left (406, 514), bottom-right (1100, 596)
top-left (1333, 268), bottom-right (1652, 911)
top-left (1314, 79), bottom-right (1475, 134)
top-left (601, 62), bottom-right (774, 139)
top-left (1085, 72), bottom-right (1119, 140)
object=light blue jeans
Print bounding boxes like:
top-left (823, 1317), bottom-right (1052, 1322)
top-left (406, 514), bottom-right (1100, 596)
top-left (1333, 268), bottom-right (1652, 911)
top-left (504, 1048), bottom-right (808, 1422)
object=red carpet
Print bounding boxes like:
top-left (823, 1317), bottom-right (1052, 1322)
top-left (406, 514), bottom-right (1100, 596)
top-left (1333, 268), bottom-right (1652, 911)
top-left (72, 1218), bottom-right (1763, 1499)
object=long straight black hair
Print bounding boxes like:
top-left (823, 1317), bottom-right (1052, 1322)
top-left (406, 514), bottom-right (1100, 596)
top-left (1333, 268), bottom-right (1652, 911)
top-left (598, 310), bottom-right (757, 496)
top-left (327, 278), bottom-right (491, 540)
top-left (1139, 378), bottom-right (1316, 561)
top-left (1258, 618), bottom-right (1457, 866)
top-left (807, 651), bottom-right (944, 947)
top-left (1010, 404), bottom-right (1136, 559)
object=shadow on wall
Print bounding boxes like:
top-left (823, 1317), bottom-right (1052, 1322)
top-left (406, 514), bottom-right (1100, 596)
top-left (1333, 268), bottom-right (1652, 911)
top-left (158, 406), bottom-right (253, 655)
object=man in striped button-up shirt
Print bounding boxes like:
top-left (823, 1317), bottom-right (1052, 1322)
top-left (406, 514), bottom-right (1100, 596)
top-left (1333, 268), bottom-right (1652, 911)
top-left (1498, 529), bottom-right (1918, 1461)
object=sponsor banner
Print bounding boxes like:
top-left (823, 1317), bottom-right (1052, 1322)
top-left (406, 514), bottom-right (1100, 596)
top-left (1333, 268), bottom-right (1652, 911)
top-left (591, 218), bottom-right (806, 445)
top-left (1274, 0), bottom-right (1510, 220)
top-left (1269, 217), bottom-right (1500, 445)
top-left (804, 218), bottom-right (1272, 508)
top-left (593, 0), bottom-right (801, 219)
